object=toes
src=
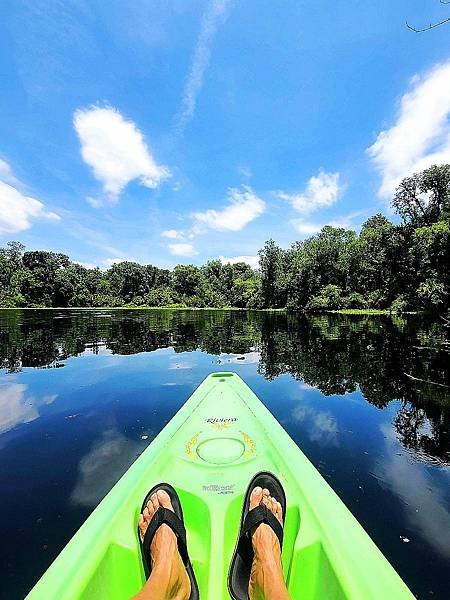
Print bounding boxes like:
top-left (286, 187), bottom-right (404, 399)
top-left (150, 493), bottom-right (159, 513)
top-left (269, 496), bottom-right (276, 514)
top-left (157, 489), bottom-right (173, 510)
top-left (276, 501), bottom-right (283, 523)
top-left (138, 514), bottom-right (146, 540)
top-left (143, 506), bottom-right (151, 523)
top-left (249, 486), bottom-right (263, 509)
top-left (146, 499), bottom-right (155, 519)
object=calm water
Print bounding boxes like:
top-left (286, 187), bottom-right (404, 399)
top-left (1, 309), bottom-right (449, 599)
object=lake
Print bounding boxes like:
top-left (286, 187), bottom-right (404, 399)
top-left (0, 309), bottom-right (449, 599)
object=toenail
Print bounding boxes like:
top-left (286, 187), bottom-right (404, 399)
top-left (253, 486), bottom-right (262, 494)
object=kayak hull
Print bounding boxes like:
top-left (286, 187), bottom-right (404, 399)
top-left (26, 373), bottom-right (413, 599)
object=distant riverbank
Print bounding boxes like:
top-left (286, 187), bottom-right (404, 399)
top-left (0, 305), bottom-right (412, 315)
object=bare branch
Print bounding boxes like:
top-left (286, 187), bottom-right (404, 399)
top-left (406, 16), bottom-right (450, 32)
top-left (404, 372), bottom-right (450, 388)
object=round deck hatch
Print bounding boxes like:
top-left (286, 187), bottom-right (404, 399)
top-left (196, 437), bottom-right (245, 464)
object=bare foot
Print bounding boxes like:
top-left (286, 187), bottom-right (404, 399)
top-left (248, 486), bottom-right (290, 600)
top-left (135, 490), bottom-right (190, 600)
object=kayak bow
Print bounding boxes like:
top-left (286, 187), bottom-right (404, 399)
top-left (26, 373), bottom-right (413, 599)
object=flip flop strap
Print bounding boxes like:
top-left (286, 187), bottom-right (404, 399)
top-left (244, 504), bottom-right (284, 546)
top-left (142, 507), bottom-right (188, 564)
top-left (238, 504), bottom-right (284, 562)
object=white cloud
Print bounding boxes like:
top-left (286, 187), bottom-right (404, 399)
top-left (74, 261), bottom-right (97, 270)
top-left (103, 257), bottom-right (131, 267)
top-left (168, 243), bottom-right (198, 257)
top-left (290, 219), bottom-right (323, 236)
top-left (74, 106), bottom-right (171, 201)
top-left (71, 428), bottom-right (143, 507)
top-left (291, 404), bottom-right (338, 446)
top-left (193, 186), bottom-right (265, 232)
top-left (0, 158), bottom-right (20, 186)
top-left (220, 255), bottom-right (259, 269)
top-left (368, 61), bottom-right (450, 198)
top-left (276, 171), bottom-right (341, 214)
top-left (0, 176), bottom-right (60, 235)
top-left (0, 383), bottom-right (57, 434)
top-left (291, 209), bottom-right (367, 237)
top-left (175, 0), bottom-right (230, 133)
top-left (161, 229), bottom-right (184, 239)
top-left (86, 196), bottom-right (104, 209)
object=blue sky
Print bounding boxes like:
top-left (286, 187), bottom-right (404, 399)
top-left (1, 0), bottom-right (450, 269)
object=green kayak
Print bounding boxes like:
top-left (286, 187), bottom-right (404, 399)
top-left (26, 373), bottom-right (413, 599)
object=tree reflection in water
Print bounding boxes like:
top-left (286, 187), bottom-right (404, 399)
top-left (0, 309), bottom-right (448, 465)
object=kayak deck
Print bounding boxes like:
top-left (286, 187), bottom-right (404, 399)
top-left (26, 373), bottom-right (413, 599)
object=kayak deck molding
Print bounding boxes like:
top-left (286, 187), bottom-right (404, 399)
top-left (26, 373), bottom-right (414, 599)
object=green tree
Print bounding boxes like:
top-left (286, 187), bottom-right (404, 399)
top-left (106, 262), bottom-right (150, 304)
top-left (392, 164), bottom-right (450, 226)
top-left (259, 239), bottom-right (285, 308)
top-left (21, 250), bottom-right (70, 306)
top-left (410, 221), bottom-right (450, 309)
top-left (171, 265), bottom-right (202, 298)
top-left (353, 215), bottom-right (408, 307)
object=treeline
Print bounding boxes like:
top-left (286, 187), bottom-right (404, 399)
top-left (259, 164), bottom-right (449, 312)
top-left (0, 164), bottom-right (449, 312)
top-left (0, 246), bottom-right (260, 309)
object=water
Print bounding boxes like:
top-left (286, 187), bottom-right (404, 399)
top-left (0, 309), bottom-right (449, 600)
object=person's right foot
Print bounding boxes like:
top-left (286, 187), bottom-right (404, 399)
top-left (248, 486), bottom-right (289, 600)
top-left (138, 490), bottom-right (191, 600)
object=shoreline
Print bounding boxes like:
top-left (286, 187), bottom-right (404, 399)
top-left (0, 306), bottom-right (420, 315)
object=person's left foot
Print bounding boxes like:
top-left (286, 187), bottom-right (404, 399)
top-left (138, 490), bottom-right (191, 600)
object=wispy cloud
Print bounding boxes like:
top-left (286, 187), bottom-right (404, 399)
top-left (0, 383), bottom-right (57, 434)
top-left (74, 261), bottom-right (98, 270)
top-left (0, 158), bottom-right (20, 186)
top-left (65, 221), bottom-right (128, 260)
top-left (71, 428), bottom-right (142, 507)
top-left (277, 170), bottom-right (346, 237)
top-left (290, 220), bottom-right (324, 236)
top-left (0, 159), bottom-right (60, 235)
top-left (168, 243), bottom-right (198, 257)
top-left (174, 0), bottom-right (231, 134)
top-left (276, 171), bottom-right (342, 214)
top-left (291, 404), bottom-right (339, 446)
top-left (161, 229), bottom-right (184, 239)
top-left (193, 186), bottom-right (265, 232)
top-left (291, 209), bottom-right (368, 237)
top-left (220, 255), bottom-right (259, 269)
top-left (74, 106), bottom-right (171, 203)
top-left (368, 60), bottom-right (450, 198)
top-left (103, 257), bottom-right (133, 268)
top-left (238, 165), bottom-right (252, 178)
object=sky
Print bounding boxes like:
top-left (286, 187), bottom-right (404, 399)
top-left (0, 0), bottom-right (450, 270)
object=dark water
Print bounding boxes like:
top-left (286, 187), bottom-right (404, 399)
top-left (0, 309), bottom-right (449, 600)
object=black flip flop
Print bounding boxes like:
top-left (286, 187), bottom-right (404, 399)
top-left (138, 483), bottom-right (199, 600)
top-left (228, 471), bottom-right (287, 600)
